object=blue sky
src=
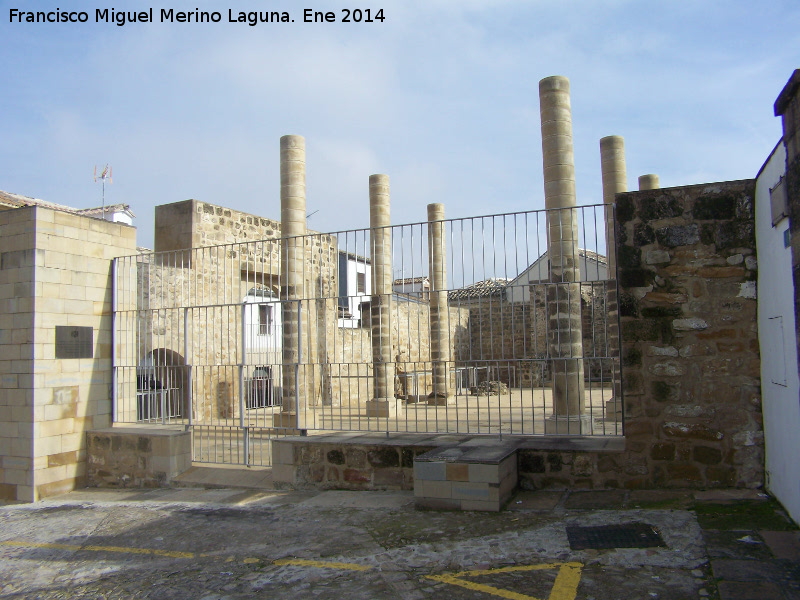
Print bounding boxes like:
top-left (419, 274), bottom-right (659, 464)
top-left (1, 0), bottom-right (798, 249)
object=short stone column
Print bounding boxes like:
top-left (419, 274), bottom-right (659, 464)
top-left (366, 175), bottom-right (401, 418)
top-left (276, 134), bottom-right (306, 427)
top-left (427, 203), bottom-right (454, 405)
top-left (600, 136), bottom-right (627, 423)
top-left (639, 174), bottom-right (660, 190)
top-left (539, 76), bottom-right (589, 434)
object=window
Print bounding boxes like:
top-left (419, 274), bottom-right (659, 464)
top-left (258, 304), bottom-right (272, 335)
top-left (356, 272), bottom-right (366, 294)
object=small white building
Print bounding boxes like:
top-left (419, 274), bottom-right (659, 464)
top-left (338, 250), bottom-right (371, 327)
top-left (76, 203), bottom-right (136, 226)
top-left (504, 248), bottom-right (607, 303)
top-left (393, 276), bottom-right (430, 300)
top-left (755, 139), bottom-right (800, 524)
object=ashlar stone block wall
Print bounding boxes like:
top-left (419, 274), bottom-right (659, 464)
top-left (0, 206), bottom-right (136, 501)
top-left (136, 199), bottom-right (338, 417)
top-left (456, 283), bottom-right (611, 388)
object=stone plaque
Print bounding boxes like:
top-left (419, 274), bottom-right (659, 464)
top-left (55, 326), bottom-right (93, 359)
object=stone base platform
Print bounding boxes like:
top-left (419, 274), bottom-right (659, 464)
top-left (87, 426), bottom-right (191, 488)
top-left (414, 442), bottom-right (518, 511)
top-left (271, 432), bottom-right (626, 509)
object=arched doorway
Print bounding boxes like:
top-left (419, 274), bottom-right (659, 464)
top-left (136, 349), bottom-right (188, 422)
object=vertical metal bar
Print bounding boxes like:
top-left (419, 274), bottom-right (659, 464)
top-left (184, 306), bottom-right (193, 428)
top-left (111, 258), bottom-right (118, 423)
top-left (239, 302), bottom-right (246, 429)
top-left (295, 300), bottom-right (301, 430)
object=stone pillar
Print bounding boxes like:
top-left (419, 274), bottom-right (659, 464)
top-left (366, 175), bottom-right (401, 417)
top-left (639, 174), bottom-right (660, 190)
top-left (600, 136), bottom-right (627, 422)
top-left (427, 202), bottom-right (454, 405)
top-left (539, 75), bottom-right (589, 434)
top-left (600, 136), bottom-right (627, 273)
top-left (277, 135), bottom-right (306, 427)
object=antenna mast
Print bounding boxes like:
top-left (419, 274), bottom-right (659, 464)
top-left (93, 164), bottom-right (112, 219)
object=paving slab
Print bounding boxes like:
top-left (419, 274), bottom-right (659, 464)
top-left (760, 530), bottom-right (800, 561)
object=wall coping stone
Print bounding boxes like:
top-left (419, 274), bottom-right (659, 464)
top-left (280, 433), bottom-right (626, 454)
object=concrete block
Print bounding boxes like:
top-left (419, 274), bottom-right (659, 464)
top-left (414, 460), bottom-right (447, 481)
top-left (272, 464), bottom-right (296, 484)
top-left (273, 441), bottom-right (295, 465)
top-left (452, 482), bottom-right (497, 502)
top-left (468, 463), bottom-right (501, 484)
top-left (421, 480), bottom-right (452, 499)
top-left (446, 462), bottom-right (469, 481)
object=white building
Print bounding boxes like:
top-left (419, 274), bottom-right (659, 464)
top-left (504, 248), bottom-right (607, 303)
top-left (755, 139), bottom-right (800, 524)
top-left (338, 250), bottom-right (371, 328)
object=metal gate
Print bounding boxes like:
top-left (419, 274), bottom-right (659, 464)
top-left (112, 204), bottom-right (621, 466)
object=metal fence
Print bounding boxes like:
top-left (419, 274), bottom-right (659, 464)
top-left (113, 204), bottom-right (621, 466)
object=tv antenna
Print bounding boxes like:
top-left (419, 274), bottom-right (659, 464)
top-left (93, 164), bottom-right (112, 219)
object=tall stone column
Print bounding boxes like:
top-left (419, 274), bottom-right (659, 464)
top-left (600, 136), bottom-right (627, 424)
top-left (600, 136), bottom-right (627, 274)
top-left (366, 174), bottom-right (401, 417)
top-left (427, 203), bottom-right (454, 405)
top-left (539, 75), bottom-right (588, 434)
top-left (639, 174), bottom-right (660, 190)
top-left (277, 135), bottom-right (306, 427)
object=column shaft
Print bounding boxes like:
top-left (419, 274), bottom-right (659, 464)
top-left (599, 135), bottom-right (627, 274)
top-left (427, 203), bottom-right (453, 404)
top-left (599, 136), bottom-right (627, 423)
top-left (639, 174), bottom-right (660, 190)
top-left (280, 135), bottom-right (306, 419)
top-left (369, 175), bottom-right (395, 402)
top-left (539, 76), bottom-right (586, 431)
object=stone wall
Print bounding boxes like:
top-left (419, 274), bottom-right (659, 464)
top-left (455, 283), bottom-right (612, 387)
top-left (0, 206), bottom-right (137, 501)
top-left (329, 300), bottom-right (469, 403)
top-left (0, 208), bottom-right (36, 501)
top-left (518, 180), bottom-right (763, 490)
top-left (131, 200), bottom-right (338, 418)
top-left (87, 427), bottom-right (191, 488)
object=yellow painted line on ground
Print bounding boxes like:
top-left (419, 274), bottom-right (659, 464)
top-left (0, 540), bottom-right (194, 559)
top-left (272, 558), bottom-right (372, 571)
top-left (426, 562), bottom-right (583, 600)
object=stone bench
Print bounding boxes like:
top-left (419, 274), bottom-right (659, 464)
top-left (87, 427), bottom-right (191, 488)
top-left (414, 441), bottom-right (518, 511)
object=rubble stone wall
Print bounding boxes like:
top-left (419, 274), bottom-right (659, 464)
top-left (518, 180), bottom-right (763, 490)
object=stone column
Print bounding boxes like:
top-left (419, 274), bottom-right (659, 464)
top-left (366, 174), bottom-right (401, 417)
top-left (639, 174), bottom-right (660, 190)
top-left (276, 135), bottom-right (306, 427)
top-left (599, 135), bottom-right (627, 424)
top-left (427, 202), bottom-right (454, 405)
top-left (539, 75), bottom-right (589, 434)
top-left (600, 136), bottom-right (627, 273)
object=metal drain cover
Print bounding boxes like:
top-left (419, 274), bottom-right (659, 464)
top-left (566, 522), bottom-right (666, 550)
